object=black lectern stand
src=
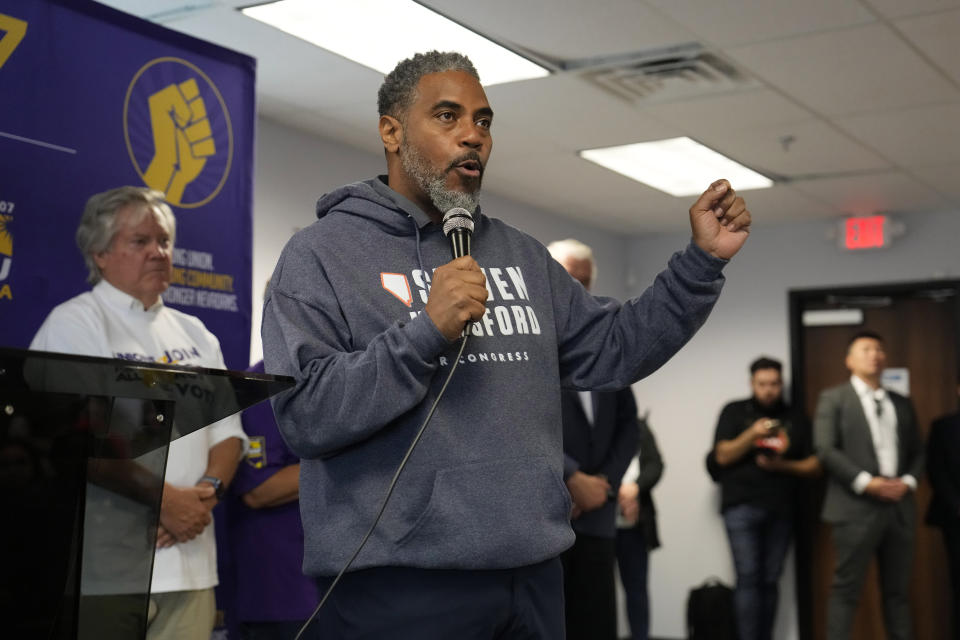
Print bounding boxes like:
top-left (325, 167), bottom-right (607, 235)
top-left (0, 347), bottom-right (294, 640)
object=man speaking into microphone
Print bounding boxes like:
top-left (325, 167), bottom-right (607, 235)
top-left (263, 51), bottom-right (751, 638)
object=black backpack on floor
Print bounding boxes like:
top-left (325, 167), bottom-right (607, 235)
top-left (686, 577), bottom-right (737, 640)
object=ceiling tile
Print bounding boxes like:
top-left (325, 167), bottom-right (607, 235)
top-left (727, 23), bottom-right (960, 116)
top-left (421, 0), bottom-right (695, 61)
top-left (642, 91), bottom-right (891, 178)
top-left (699, 119), bottom-right (891, 178)
top-left (172, 8), bottom-right (387, 110)
top-left (644, 0), bottom-right (876, 47)
top-left (791, 170), bottom-right (952, 215)
top-left (837, 103), bottom-right (960, 168)
top-left (258, 97), bottom-right (384, 157)
top-left (895, 8), bottom-right (960, 85)
top-left (95, 0), bottom-right (203, 18)
top-left (732, 184), bottom-right (839, 225)
top-left (910, 165), bottom-right (960, 203)
top-left (486, 74), bottom-right (681, 152)
top-left (485, 152), bottom-right (689, 233)
top-left (643, 89), bottom-right (814, 133)
top-left (863, 0), bottom-right (960, 20)
top-left (483, 120), bottom-right (567, 161)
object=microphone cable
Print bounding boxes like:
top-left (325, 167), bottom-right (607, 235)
top-left (293, 333), bottom-right (471, 640)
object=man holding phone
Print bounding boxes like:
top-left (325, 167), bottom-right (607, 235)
top-left (708, 357), bottom-right (820, 640)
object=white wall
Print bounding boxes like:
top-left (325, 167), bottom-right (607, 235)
top-left (627, 209), bottom-right (960, 639)
top-left (249, 116), bottom-right (630, 363)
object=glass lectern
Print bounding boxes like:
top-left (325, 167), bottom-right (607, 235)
top-left (0, 347), bottom-right (294, 640)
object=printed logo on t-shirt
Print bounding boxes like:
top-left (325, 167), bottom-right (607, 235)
top-left (113, 345), bottom-right (203, 364)
top-left (245, 436), bottom-right (266, 469)
top-left (381, 273), bottom-right (412, 307)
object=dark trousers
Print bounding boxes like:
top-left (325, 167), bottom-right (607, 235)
top-left (616, 526), bottom-right (650, 640)
top-left (239, 620), bottom-right (319, 640)
top-left (722, 504), bottom-right (793, 640)
top-left (827, 505), bottom-right (914, 640)
top-left (311, 558), bottom-right (564, 639)
top-left (561, 534), bottom-right (617, 640)
top-left (941, 522), bottom-right (960, 640)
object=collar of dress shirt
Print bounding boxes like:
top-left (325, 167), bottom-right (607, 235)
top-left (850, 374), bottom-right (885, 400)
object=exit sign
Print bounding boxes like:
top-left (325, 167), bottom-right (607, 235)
top-left (843, 215), bottom-right (889, 250)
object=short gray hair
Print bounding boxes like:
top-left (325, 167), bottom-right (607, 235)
top-left (76, 186), bottom-right (176, 285)
top-left (547, 238), bottom-right (598, 287)
top-left (378, 51), bottom-right (479, 121)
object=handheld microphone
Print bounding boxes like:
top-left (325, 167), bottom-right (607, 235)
top-left (442, 207), bottom-right (474, 259)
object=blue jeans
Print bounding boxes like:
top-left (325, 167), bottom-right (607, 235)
top-left (722, 504), bottom-right (793, 640)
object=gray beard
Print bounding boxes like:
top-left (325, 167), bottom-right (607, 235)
top-left (400, 142), bottom-right (480, 215)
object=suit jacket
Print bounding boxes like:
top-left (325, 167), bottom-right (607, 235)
top-left (814, 381), bottom-right (924, 523)
top-left (632, 415), bottom-right (662, 550)
top-left (926, 411), bottom-right (960, 527)
top-left (562, 387), bottom-right (639, 538)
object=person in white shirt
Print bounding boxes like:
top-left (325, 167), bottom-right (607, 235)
top-left (814, 331), bottom-right (923, 640)
top-left (31, 186), bottom-right (248, 640)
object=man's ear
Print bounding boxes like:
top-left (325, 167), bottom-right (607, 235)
top-left (379, 115), bottom-right (402, 153)
top-left (93, 251), bottom-right (108, 270)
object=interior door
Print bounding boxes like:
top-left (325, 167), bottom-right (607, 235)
top-left (791, 284), bottom-right (959, 640)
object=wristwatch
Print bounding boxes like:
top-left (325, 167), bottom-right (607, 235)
top-left (197, 475), bottom-right (225, 499)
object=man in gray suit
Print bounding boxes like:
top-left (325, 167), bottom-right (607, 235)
top-left (814, 330), bottom-right (923, 640)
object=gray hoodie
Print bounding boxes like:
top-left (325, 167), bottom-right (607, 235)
top-left (262, 177), bottom-right (726, 576)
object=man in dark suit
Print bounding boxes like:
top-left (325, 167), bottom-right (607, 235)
top-left (814, 330), bottom-right (924, 640)
top-left (616, 415), bottom-right (663, 640)
top-left (548, 238), bottom-right (640, 640)
top-left (926, 384), bottom-right (960, 640)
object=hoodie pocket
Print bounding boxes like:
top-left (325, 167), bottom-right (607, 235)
top-left (395, 457), bottom-right (573, 568)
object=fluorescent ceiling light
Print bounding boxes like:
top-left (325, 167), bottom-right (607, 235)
top-left (579, 137), bottom-right (774, 197)
top-left (241, 0), bottom-right (550, 86)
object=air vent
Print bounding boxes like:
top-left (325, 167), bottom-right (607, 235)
top-left (565, 43), bottom-right (759, 104)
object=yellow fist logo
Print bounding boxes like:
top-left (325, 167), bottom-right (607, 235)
top-left (0, 213), bottom-right (12, 300)
top-left (124, 58), bottom-right (234, 208)
top-left (143, 78), bottom-right (216, 204)
top-left (0, 215), bottom-right (11, 258)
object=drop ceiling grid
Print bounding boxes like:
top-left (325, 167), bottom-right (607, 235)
top-left (862, 0), bottom-right (960, 21)
top-left (835, 104), bottom-right (960, 169)
top-left (419, 0), bottom-right (696, 60)
top-left (791, 170), bottom-right (953, 215)
top-left (641, 0), bottom-right (877, 48)
top-left (724, 22), bottom-right (960, 117)
top-left (893, 8), bottom-right (960, 85)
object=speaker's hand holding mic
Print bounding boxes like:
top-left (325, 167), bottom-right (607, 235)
top-left (425, 208), bottom-right (486, 341)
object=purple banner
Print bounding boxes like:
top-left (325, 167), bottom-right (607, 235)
top-left (0, 0), bottom-right (255, 369)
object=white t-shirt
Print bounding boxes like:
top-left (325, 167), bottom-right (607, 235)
top-left (31, 280), bottom-right (248, 593)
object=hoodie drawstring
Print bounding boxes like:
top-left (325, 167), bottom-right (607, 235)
top-left (412, 215), bottom-right (426, 275)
